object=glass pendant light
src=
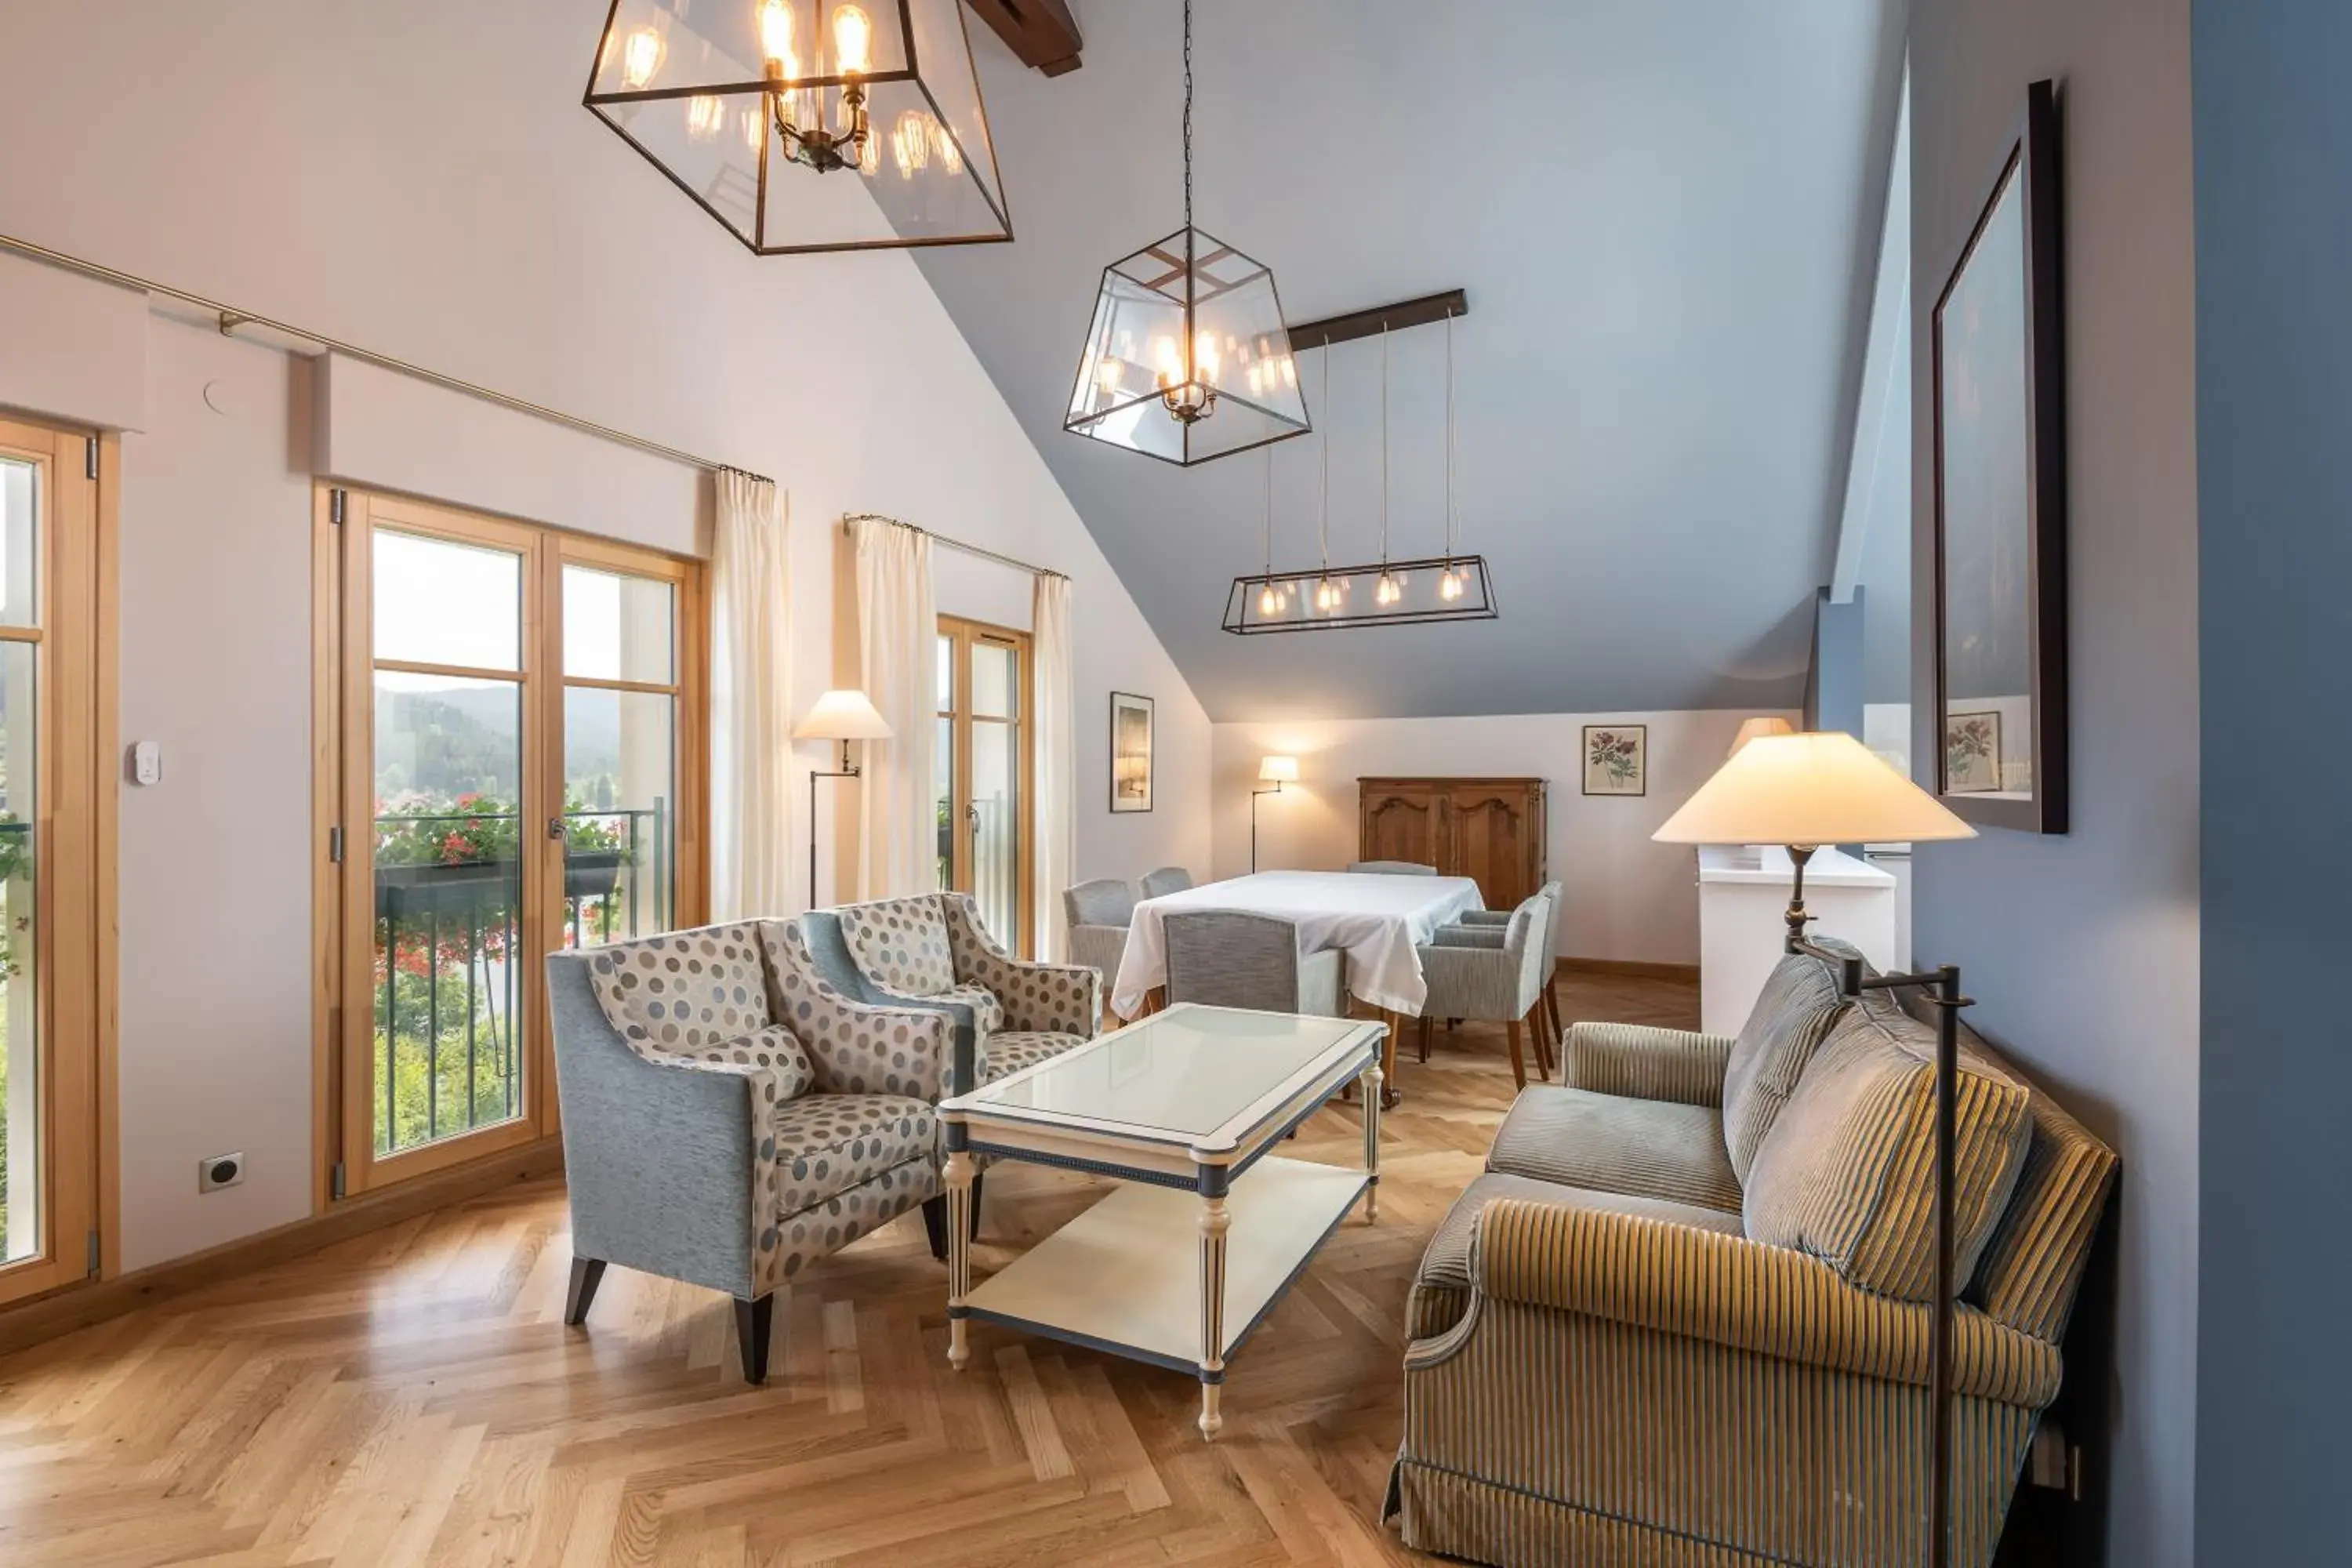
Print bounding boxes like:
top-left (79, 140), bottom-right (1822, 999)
top-left (1062, 0), bottom-right (1311, 466)
top-left (584, 0), bottom-right (1011, 255)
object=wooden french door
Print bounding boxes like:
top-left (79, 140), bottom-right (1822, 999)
top-left (935, 616), bottom-right (1032, 955)
top-left (318, 488), bottom-right (704, 1196)
top-left (0, 416), bottom-right (106, 1306)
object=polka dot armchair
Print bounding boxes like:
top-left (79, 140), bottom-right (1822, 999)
top-left (546, 921), bottom-right (956, 1385)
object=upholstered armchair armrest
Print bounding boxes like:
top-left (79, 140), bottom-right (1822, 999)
top-left (1418, 941), bottom-right (1512, 986)
top-left (547, 953), bottom-right (761, 1298)
top-left (1455, 909), bottom-right (1511, 927)
top-left (1560, 1021), bottom-right (1735, 1107)
top-left (942, 894), bottom-right (1100, 1036)
top-left (1432, 924), bottom-right (1505, 949)
top-left (1454, 1197), bottom-right (2063, 1406)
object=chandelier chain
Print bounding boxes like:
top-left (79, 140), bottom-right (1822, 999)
top-left (1263, 442), bottom-right (1273, 573)
top-left (1318, 347), bottom-right (1331, 571)
top-left (1445, 310), bottom-right (1458, 559)
top-left (1181, 0), bottom-right (1194, 237)
top-left (1379, 324), bottom-right (1391, 564)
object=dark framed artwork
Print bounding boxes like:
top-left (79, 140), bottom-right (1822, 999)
top-left (1109, 691), bottom-right (1154, 813)
top-left (1931, 78), bottom-right (2068, 833)
top-left (1582, 724), bottom-right (1646, 797)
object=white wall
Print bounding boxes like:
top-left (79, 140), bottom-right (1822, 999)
top-left (1210, 710), bottom-right (1791, 966)
top-left (0, 1), bottom-right (1210, 1272)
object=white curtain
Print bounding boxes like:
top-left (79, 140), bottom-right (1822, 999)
top-left (852, 516), bottom-right (938, 900)
top-left (1032, 572), bottom-right (1076, 960)
top-left (710, 471), bottom-right (793, 920)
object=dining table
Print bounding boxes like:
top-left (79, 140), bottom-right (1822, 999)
top-left (1112, 869), bottom-right (1487, 1105)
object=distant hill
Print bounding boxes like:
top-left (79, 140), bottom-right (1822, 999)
top-left (377, 685), bottom-right (625, 800)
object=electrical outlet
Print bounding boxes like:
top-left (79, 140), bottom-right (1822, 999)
top-left (198, 1152), bottom-right (245, 1193)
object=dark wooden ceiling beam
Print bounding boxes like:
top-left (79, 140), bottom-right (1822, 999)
top-left (1286, 289), bottom-right (1470, 353)
top-left (963, 0), bottom-right (1083, 76)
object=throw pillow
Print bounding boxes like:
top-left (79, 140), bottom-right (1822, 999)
top-left (1721, 947), bottom-right (1853, 1182)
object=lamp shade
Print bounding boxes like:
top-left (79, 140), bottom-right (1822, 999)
top-left (792, 688), bottom-right (893, 741)
top-left (1258, 755), bottom-right (1300, 783)
top-left (1729, 715), bottom-right (1797, 757)
top-left (1654, 731), bottom-right (1976, 848)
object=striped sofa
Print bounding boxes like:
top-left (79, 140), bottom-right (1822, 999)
top-left (1386, 946), bottom-right (2118, 1567)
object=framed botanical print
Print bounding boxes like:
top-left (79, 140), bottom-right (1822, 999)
top-left (1582, 724), bottom-right (1646, 797)
top-left (1109, 691), bottom-right (1153, 812)
top-left (1932, 78), bottom-right (2068, 832)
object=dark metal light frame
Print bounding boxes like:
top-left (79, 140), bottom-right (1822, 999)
top-left (1221, 554), bottom-right (1497, 635)
top-left (583, 0), bottom-right (1014, 256)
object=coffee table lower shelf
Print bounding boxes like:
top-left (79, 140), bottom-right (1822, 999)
top-left (960, 1156), bottom-right (1369, 1404)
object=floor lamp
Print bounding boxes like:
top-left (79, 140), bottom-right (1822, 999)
top-left (1251, 755), bottom-right (1297, 873)
top-left (792, 690), bottom-right (893, 909)
top-left (1653, 731), bottom-right (1977, 1568)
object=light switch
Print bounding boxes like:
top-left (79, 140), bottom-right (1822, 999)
top-left (131, 740), bottom-right (162, 786)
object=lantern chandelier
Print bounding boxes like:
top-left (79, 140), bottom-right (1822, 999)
top-left (1223, 299), bottom-right (1497, 633)
top-left (583, 0), bottom-right (1012, 255)
top-left (1062, 0), bottom-right (1311, 466)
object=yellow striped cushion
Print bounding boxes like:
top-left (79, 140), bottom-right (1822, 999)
top-left (1720, 951), bottom-right (1852, 1183)
top-left (1743, 998), bottom-right (2034, 1303)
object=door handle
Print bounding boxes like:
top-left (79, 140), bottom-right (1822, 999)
top-left (548, 816), bottom-right (567, 843)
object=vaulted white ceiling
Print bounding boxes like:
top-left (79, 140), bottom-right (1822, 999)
top-left (919, 0), bottom-right (1907, 720)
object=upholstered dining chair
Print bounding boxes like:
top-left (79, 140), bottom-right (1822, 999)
top-left (1416, 894), bottom-right (1553, 1089)
top-left (1162, 910), bottom-right (1346, 1018)
top-left (1140, 865), bottom-right (1195, 899)
top-left (1062, 877), bottom-right (1138, 1023)
top-left (1347, 859), bottom-right (1438, 875)
top-left (1447, 878), bottom-right (1566, 1048)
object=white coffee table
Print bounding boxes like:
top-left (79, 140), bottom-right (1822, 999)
top-left (938, 1004), bottom-right (1386, 1440)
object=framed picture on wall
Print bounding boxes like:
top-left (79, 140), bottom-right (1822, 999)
top-left (1582, 725), bottom-right (1647, 796)
top-left (1932, 78), bottom-right (2068, 832)
top-left (1109, 691), bottom-right (1154, 812)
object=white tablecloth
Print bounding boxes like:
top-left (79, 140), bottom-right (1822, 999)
top-left (1112, 870), bottom-right (1486, 1018)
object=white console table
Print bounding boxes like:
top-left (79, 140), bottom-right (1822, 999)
top-left (1697, 845), bottom-right (1899, 1036)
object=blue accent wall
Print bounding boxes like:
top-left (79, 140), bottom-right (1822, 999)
top-left (1909, 5), bottom-right (2200, 1563)
top-left (2192, 3), bottom-right (2352, 1558)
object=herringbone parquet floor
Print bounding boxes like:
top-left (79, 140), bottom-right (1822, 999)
top-left (0, 973), bottom-right (1694, 1567)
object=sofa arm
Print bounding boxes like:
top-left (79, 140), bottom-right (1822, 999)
top-left (1560, 1021), bottom-right (1734, 1107)
top-left (1455, 1197), bottom-right (2062, 1406)
top-left (548, 952), bottom-right (761, 1298)
top-left (944, 893), bottom-right (1100, 1036)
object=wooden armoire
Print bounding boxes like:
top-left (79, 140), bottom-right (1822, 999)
top-left (1356, 777), bottom-right (1548, 912)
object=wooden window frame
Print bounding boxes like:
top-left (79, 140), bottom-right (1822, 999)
top-left (0, 416), bottom-right (116, 1307)
top-left (935, 615), bottom-right (1033, 956)
top-left (311, 488), bottom-right (706, 1203)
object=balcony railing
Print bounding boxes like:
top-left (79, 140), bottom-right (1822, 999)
top-left (373, 805), bottom-right (667, 1157)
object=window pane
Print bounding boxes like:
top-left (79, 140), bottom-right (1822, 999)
top-left (0, 457), bottom-right (35, 629)
top-left (563, 565), bottom-right (675, 684)
top-left (0, 642), bottom-right (36, 1261)
top-left (372, 671), bottom-right (526, 1157)
top-left (561, 688), bottom-right (676, 948)
top-left (972, 640), bottom-right (1017, 720)
top-left (936, 634), bottom-right (954, 713)
top-left (935, 715), bottom-right (955, 892)
top-left (374, 530), bottom-right (521, 670)
top-left (972, 720), bottom-right (1018, 947)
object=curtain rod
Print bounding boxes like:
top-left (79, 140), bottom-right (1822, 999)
top-left (842, 513), bottom-right (1067, 580)
top-left (0, 231), bottom-right (773, 485)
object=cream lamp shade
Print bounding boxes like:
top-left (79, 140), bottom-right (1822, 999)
top-left (1728, 714), bottom-right (1798, 757)
top-left (1654, 731), bottom-right (1976, 848)
top-left (1258, 755), bottom-right (1301, 784)
top-left (792, 689), bottom-right (894, 742)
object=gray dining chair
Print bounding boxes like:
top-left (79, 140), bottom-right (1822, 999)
top-left (1161, 911), bottom-right (1345, 1018)
top-left (1140, 866), bottom-right (1195, 899)
top-left (1347, 860), bottom-right (1438, 875)
top-left (1062, 877), bottom-right (1138, 1022)
top-left (1449, 879), bottom-right (1565, 1047)
top-left (1415, 894), bottom-right (1552, 1089)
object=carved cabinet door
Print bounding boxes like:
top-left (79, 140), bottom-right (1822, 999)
top-left (1446, 786), bottom-right (1534, 910)
top-left (1359, 784), bottom-right (1440, 868)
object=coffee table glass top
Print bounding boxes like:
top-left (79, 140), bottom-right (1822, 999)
top-left (949, 1004), bottom-right (1374, 1142)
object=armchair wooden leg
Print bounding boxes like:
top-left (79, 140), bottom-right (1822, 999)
top-left (922, 1196), bottom-right (950, 1262)
top-left (1417, 1013), bottom-right (1432, 1063)
top-left (735, 1294), bottom-right (776, 1385)
top-left (1504, 1018), bottom-right (1529, 1091)
top-left (1529, 1004), bottom-right (1555, 1082)
top-left (564, 1257), bottom-right (607, 1327)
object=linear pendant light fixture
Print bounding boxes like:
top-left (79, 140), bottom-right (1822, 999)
top-left (1062, 0), bottom-right (1311, 466)
top-left (583, 0), bottom-right (1012, 255)
top-left (1223, 300), bottom-right (1497, 633)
